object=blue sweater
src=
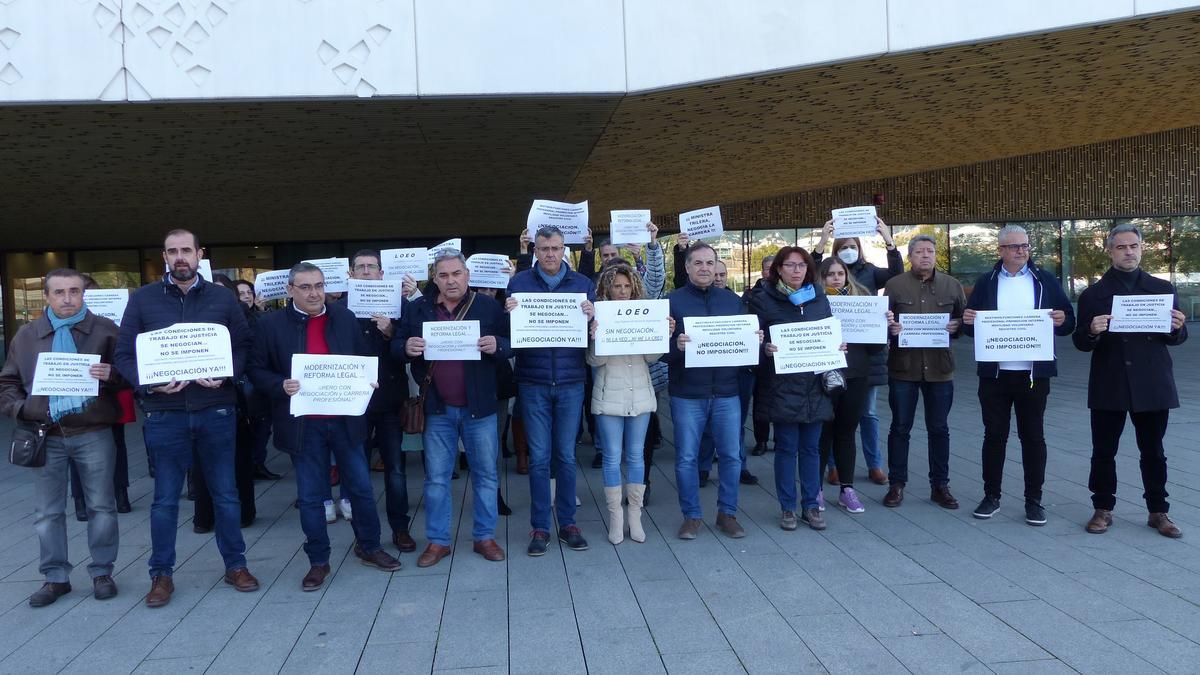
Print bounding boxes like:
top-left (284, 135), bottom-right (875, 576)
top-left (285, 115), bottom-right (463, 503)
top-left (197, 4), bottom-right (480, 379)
top-left (962, 259), bottom-right (1077, 378)
top-left (506, 264), bottom-right (596, 385)
top-left (246, 302), bottom-right (374, 454)
top-left (113, 277), bottom-right (252, 412)
top-left (662, 281), bottom-right (752, 398)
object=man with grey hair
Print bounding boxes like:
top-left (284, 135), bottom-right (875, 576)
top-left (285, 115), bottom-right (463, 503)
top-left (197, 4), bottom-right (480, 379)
top-left (397, 250), bottom-right (512, 566)
top-left (248, 262), bottom-right (401, 591)
top-left (882, 233), bottom-right (966, 509)
top-left (1073, 223), bottom-right (1188, 538)
top-left (962, 225), bottom-right (1075, 525)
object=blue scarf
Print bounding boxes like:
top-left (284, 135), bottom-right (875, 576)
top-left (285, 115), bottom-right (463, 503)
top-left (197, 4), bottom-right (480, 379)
top-left (46, 306), bottom-right (93, 422)
top-left (536, 262), bottom-right (568, 291)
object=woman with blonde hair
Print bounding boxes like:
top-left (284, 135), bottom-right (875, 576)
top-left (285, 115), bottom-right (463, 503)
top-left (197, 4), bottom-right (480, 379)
top-left (817, 256), bottom-right (891, 513)
top-left (587, 262), bottom-right (672, 544)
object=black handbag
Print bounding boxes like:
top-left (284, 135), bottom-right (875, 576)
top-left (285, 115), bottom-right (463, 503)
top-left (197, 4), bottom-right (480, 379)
top-left (820, 368), bottom-right (847, 396)
top-left (9, 420), bottom-right (49, 468)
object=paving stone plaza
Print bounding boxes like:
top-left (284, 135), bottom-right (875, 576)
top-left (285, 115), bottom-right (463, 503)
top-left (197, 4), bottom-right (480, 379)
top-left (0, 338), bottom-right (1195, 674)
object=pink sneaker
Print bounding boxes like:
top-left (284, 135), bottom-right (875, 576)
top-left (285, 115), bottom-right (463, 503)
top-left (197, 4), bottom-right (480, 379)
top-left (838, 487), bottom-right (865, 514)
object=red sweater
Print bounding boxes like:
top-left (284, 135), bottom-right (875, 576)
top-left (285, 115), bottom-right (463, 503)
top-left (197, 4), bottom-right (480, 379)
top-left (305, 313), bottom-right (333, 418)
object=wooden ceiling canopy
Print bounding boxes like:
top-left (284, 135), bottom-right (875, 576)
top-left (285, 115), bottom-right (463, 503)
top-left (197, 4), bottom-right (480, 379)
top-left (0, 9), bottom-right (1197, 249)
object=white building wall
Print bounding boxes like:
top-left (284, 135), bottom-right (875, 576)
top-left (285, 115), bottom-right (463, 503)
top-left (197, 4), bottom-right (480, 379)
top-left (1, 0), bottom-right (1198, 103)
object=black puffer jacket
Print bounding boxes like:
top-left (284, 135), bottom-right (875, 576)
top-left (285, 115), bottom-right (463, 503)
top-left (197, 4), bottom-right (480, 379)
top-left (748, 282), bottom-right (835, 425)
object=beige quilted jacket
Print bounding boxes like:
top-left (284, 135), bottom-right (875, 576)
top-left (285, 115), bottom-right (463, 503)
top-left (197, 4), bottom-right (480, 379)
top-left (585, 345), bottom-right (663, 417)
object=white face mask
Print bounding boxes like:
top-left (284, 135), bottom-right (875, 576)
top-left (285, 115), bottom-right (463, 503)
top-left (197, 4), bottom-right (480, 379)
top-left (837, 248), bottom-right (859, 265)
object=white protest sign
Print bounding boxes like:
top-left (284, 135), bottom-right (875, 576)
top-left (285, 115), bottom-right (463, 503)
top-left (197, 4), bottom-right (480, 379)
top-left (381, 247), bottom-right (428, 281)
top-left (679, 205), bottom-right (724, 240)
top-left (972, 310), bottom-right (1055, 362)
top-left (510, 293), bottom-right (589, 348)
top-left (253, 270), bottom-right (290, 301)
top-left (1110, 294), bottom-right (1174, 333)
top-left (897, 313), bottom-right (950, 348)
top-left (135, 323), bottom-right (234, 385)
top-left (594, 299), bottom-right (670, 356)
top-left (770, 317), bottom-right (846, 374)
top-left (828, 296), bottom-right (889, 344)
top-left (427, 239), bottom-right (463, 265)
top-left (465, 254), bottom-right (512, 289)
top-left (198, 259), bottom-right (213, 282)
top-left (84, 289), bottom-right (129, 326)
top-left (347, 279), bottom-right (403, 320)
top-left (31, 352), bottom-right (100, 397)
top-left (831, 206), bottom-right (879, 239)
top-left (683, 314), bottom-right (759, 368)
top-left (610, 210), bottom-right (652, 245)
top-left (302, 257), bottom-right (350, 293)
top-left (289, 354), bottom-right (378, 417)
top-left (528, 200), bottom-right (589, 244)
top-left (423, 320), bottom-right (482, 361)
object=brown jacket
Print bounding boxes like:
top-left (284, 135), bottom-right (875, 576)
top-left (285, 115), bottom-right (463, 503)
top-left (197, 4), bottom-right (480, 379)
top-left (884, 269), bottom-right (966, 382)
top-left (0, 310), bottom-right (126, 434)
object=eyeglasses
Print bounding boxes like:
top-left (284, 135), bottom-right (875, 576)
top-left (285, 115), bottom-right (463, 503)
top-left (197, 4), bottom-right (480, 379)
top-left (352, 263), bottom-right (380, 272)
top-left (290, 282), bottom-right (325, 293)
top-left (1000, 243), bottom-right (1031, 251)
top-left (780, 262), bottom-right (807, 271)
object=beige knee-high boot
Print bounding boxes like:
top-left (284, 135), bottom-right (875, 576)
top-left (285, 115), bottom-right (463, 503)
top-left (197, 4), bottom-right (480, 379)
top-left (604, 486), bottom-right (624, 545)
top-left (626, 483), bottom-right (646, 543)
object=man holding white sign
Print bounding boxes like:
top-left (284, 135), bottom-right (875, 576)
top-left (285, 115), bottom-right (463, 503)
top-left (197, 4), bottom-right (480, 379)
top-left (882, 234), bottom-right (965, 510)
top-left (666, 242), bottom-right (763, 541)
top-left (114, 229), bottom-right (258, 607)
top-left (344, 250), bottom-right (415, 553)
top-left (506, 225), bottom-right (596, 556)
top-left (0, 268), bottom-right (126, 608)
top-left (1073, 223), bottom-right (1188, 538)
top-left (248, 262), bottom-right (401, 591)
top-left (961, 225), bottom-right (1075, 526)
top-left (398, 251), bottom-right (512, 566)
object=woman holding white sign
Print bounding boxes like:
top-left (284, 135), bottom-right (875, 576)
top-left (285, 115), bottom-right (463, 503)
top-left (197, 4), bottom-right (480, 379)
top-left (585, 264), bottom-right (672, 545)
top-left (817, 257), bottom-right (891, 513)
top-left (749, 247), bottom-right (839, 532)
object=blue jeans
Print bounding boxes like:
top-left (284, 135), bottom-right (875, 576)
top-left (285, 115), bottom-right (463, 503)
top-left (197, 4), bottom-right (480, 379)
top-left (521, 383), bottom-right (584, 531)
top-left (423, 407), bottom-right (499, 546)
top-left (887, 379), bottom-right (954, 487)
top-left (699, 371), bottom-right (754, 472)
top-left (595, 413), bottom-right (649, 487)
top-left (368, 409), bottom-right (409, 534)
top-left (144, 407), bottom-right (246, 577)
top-left (293, 418), bottom-right (382, 565)
top-left (672, 396), bottom-right (741, 519)
top-left (859, 385), bottom-right (883, 470)
top-left (774, 422), bottom-right (824, 511)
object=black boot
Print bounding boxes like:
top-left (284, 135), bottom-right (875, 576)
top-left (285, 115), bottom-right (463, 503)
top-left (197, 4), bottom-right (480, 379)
top-left (73, 496), bottom-right (88, 522)
top-left (116, 489), bottom-right (132, 514)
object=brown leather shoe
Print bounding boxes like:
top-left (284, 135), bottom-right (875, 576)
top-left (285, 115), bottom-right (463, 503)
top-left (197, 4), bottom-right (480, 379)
top-left (826, 467), bottom-right (840, 485)
top-left (868, 468), bottom-right (888, 485)
top-left (302, 564), bottom-right (331, 591)
top-left (393, 530), bottom-right (417, 553)
top-left (1148, 512), bottom-right (1182, 539)
top-left (145, 575), bottom-right (174, 608)
top-left (356, 546), bottom-right (403, 572)
top-left (417, 543), bottom-right (452, 568)
top-left (931, 485), bottom-right (959, 510)
top-left (473, 539), bottom-right (506, 561)
top-left (1085, 509), bottom-right (1113, 534)
top-left (715, 512), bottom-right (745, 539)
top-left (883, 484), bottom-right (904, 507)
top-left (223, 568), bottom-right (260, 593)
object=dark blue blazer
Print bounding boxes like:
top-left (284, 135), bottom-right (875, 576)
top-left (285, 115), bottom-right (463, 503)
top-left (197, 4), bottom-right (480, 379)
top-left (246, 301), bottom-right (374, 454)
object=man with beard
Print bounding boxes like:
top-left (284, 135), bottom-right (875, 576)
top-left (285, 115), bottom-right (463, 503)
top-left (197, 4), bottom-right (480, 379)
top-left (114, 229), bottom-right (259, 607)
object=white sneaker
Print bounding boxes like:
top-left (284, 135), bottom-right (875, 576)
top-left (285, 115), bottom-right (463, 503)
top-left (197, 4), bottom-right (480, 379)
top-left (324, 500), bottom-right (336, 524)
top-left (338, 498), bottom-right (353, 521)
top-left (576, 495), bottom-right (582, 507)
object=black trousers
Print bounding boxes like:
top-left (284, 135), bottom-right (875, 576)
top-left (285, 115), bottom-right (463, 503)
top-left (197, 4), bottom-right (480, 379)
top-left (820, 376), bottom-right (870, 485)
top-left (979, 372), bottom-right (1049, 502)
top-left (194, 412), bottom-right (257, 528)
top-left (1089, 409), bottom-right (1170, 513)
